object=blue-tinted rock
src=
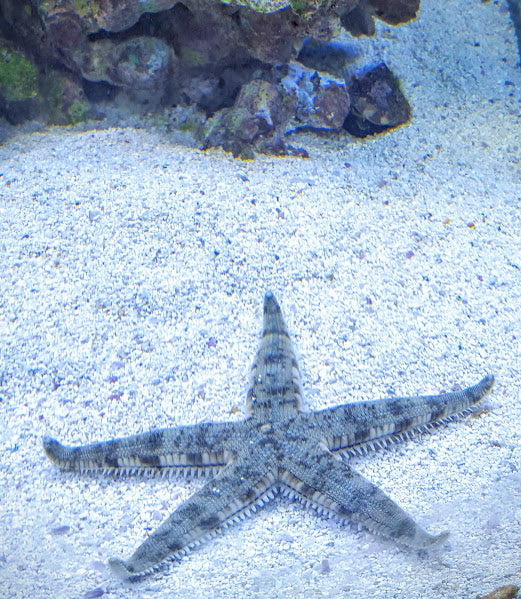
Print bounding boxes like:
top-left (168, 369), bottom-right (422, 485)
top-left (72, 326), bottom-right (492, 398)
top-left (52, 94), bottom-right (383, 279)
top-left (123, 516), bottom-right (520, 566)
top-left (281, 61), bottom-right (350, 132)
top-left (507, 0), bottom-right (521, 61)
top-left (297, 38), bottom-right (360, 78)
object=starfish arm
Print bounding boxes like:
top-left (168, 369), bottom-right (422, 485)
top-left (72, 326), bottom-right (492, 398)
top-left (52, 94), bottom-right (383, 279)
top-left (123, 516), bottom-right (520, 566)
top-left (247, 292), bottom-right (302, 419)
top-left (305, 374), bottom-right (494, 452)
top-left (43, 422), bottom-right (240, 474)
top-left (280, 448), bottom-right (447, 549)
top-left (108, 456), bottom-right (277, 581)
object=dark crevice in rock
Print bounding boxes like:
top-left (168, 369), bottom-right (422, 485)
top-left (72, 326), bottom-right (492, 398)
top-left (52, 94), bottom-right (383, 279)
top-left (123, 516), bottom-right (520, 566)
top-left (82, 79), bottom-right (118, 104)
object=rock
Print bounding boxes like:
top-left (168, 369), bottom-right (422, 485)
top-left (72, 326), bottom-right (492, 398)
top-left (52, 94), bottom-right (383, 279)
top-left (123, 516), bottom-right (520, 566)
top-left (203, 61), bottom-right (349, 155)
top-left (477, 585), bottom-right (520, 599)
top-left (235, 8), bottom-right (298, 63)
top-left (0, 40), bottom-right (40, 123)
top-left (368, 0), bottom-right (421, 26)
top-left (341, 1), bottom-right (378, 36)
top-left (164, 1), bottom-right (241, 68)
top-left (44, 9), bottom-right (86, 72)
top-left (297, 38), bottom-right (359, 79)
top-left (40, 71), bottom-right (92, 125)
top-left (81, 37), bottom-right (174, 105)
top-left (281, 61), bottom-right (350, 132)
top-left (162, 104), bottom-right (207, 148)
top-left (507, 0), bottom-right (521, 62)
top-left (341, 0), bottom-right (420, 36)
top-left (204, 79), bottom-right (290, 156)
top-left (42, 0), bottom-right (179, 35)
top-left (84, 588), bottom-right (105, 599)
top-left (343, 62), bottom-right (411, 137)
top-left (0, 41), bottom-right (38, 103)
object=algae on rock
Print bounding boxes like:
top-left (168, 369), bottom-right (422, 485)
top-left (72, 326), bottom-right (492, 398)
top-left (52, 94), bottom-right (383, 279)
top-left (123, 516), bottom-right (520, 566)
top-left (0, 43), bottom-right (38, 102)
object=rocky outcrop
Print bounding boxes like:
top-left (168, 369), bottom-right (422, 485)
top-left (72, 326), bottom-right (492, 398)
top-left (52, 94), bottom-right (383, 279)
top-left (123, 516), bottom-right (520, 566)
top-left (203, 62), bottom-right (350, 156)
top-left (0, 0), bottom-right (419, 153)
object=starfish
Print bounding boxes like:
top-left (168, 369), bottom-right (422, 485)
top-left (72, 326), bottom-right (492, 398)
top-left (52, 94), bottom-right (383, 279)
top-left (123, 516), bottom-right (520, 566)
top-left (44, 292), bottom-right (494, 582)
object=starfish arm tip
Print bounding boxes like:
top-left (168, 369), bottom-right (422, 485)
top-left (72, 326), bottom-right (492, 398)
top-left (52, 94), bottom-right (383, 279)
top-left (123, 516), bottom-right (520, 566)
top-left (427, 530), bottom-right (451, 554)
top-left (413, 530), bottom-right (450, 558)
top-left (43, 436), bottom-right (62, 461)
top-left (477, 374), bottom-right (495, 396)
top-left (432, 530), bottom-right (450, 545)
top-left (108, 558), bottom-right (134, 582)
top-left (483, 373), bottom-right (495, 386)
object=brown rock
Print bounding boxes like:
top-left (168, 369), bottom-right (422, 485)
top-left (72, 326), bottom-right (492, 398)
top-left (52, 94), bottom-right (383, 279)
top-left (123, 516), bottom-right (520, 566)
top-left (344, 62), bottom-right (410, 137)
top-left (477, 585), bottom-right (520, 599)
top-left (368, 0), bottom-right (421, 25)
top-left (341, 0), bottom-right (420, 37)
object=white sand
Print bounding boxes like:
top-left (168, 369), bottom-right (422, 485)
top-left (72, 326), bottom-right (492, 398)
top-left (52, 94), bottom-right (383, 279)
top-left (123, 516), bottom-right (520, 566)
top-left (1, 0), bottom-right (520, 597)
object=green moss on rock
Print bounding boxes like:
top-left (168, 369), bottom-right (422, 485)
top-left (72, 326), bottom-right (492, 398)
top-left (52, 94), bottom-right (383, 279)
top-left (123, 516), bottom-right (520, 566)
top-left (39, 70), bottom-right (91, 125)
top-left (40, 71), bottom-right (63, 110)
top-left (73, 0), bottom-right (93, 16)
top-left (67, 98), bottom-right (90, 123)
top-left (0, 44), bottom-right (39, 102)
top-left (221, 0), bottom-right (291, 14)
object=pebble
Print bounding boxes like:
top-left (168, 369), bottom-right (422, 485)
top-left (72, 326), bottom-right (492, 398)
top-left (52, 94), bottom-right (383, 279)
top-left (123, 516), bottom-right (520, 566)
top-left (477, 585), bottom-right (520, 599)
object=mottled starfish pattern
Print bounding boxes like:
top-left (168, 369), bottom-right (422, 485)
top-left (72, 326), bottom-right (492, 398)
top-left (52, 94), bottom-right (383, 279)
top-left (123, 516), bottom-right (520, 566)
top-left (44, 293), bottom-right (494, 581)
